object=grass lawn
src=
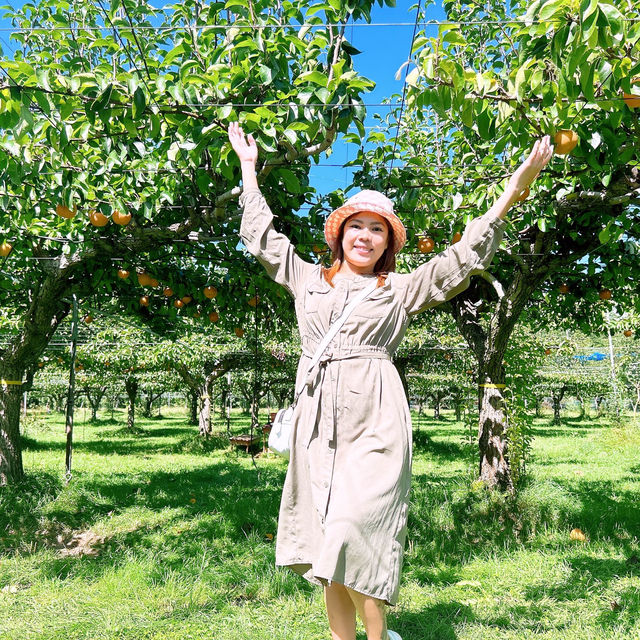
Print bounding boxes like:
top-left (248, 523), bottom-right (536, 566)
top-left (1, 405), bottom-right (639, 639)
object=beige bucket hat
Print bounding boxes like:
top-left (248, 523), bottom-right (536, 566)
top-left (324, 190), bottom-right (407, 255)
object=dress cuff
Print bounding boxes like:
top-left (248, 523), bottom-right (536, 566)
top-left (239, 187), bottom-right (263, 206)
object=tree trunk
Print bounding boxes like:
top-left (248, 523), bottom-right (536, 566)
top-left (84, 386), bottom-right (107, 421)
top-left (198, 372), bottom-right (221, 437)
top-left (143, 396), bottom-right (153, 419)
top-left (124, 377), bottom-right (138, 431)
top-left (552, 394), bottom-right (561, 424)
top-left (50, 392), bottom-right (67, 413)
top-left (433, 393), bottom-right (441, 420)
top-left (0, 370), bottom-right (25, 485)
top-left (576, 392), bottom-right (586, 420)
top-left (453, 394), bottom-right (463, 421)
top-left (142, 390), bottom-right (163, 418)
top-left (477, 358), bottom-right (513, 492)
top-left (198, 383), bottom-right (213, 437)
top-left (218, 387), bottom-right (228, 419)
top-left (189, 389), bottom-right (198, 425)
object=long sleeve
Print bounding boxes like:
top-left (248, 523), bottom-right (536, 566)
top-left (239, 187), bottom-right (316, 299)
top-left (393, 212), bottom-right (507, 316)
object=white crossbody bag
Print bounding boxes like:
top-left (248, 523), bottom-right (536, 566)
top-left (269, 280), bottom-right (379, 460)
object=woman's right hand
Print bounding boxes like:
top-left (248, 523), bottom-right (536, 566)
top-left (228, 122), bottom-right (258, 166)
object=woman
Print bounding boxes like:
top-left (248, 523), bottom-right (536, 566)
top-left (229, 121), bottom-right (552, 640)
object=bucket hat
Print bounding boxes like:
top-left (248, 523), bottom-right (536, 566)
top-left (324, 190), bottom-right (407, 255)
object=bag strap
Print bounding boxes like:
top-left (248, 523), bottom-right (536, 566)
top-left (293, 279), bottom-right (379, 402)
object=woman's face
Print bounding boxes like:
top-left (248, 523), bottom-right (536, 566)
top-left (340, 211), bottom-right (390, 274)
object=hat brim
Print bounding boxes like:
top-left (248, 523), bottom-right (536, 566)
top-left (324, 203), bottom-right (406, 255)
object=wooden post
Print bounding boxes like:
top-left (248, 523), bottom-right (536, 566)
top-left (64, 295), bottom-right (79, 483)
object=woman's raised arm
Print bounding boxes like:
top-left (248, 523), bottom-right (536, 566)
top-left (228, 122), bottom-right (259, 191)
top-left (228, 122), bottom-right (316, 299)
top-left (487, 135), bottom-right (554, 221)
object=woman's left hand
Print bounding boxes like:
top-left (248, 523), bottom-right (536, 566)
top-left (509, 135), bottom-right (554, 192)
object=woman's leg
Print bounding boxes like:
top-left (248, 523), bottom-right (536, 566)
top-left (345, 587), bottom-right (388, 640)
top-left (324, 582), bottom-right (357, 640)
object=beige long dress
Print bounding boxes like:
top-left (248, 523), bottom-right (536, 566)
top-left (239, 187), bottom-right (507, 605)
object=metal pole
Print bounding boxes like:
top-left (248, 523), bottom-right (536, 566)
top-left (64, 295), bottom-right (79, 483)
top-left (606, 320), bottom-right (620, 416)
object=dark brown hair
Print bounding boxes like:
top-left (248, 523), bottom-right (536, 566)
top-left (322, 214), bottom-right (396, 288)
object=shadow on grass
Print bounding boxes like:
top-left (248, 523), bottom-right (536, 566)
top-left (391, 602), bottom-right (470, 640)
top-left (405, 474), bottom-right (640, 572)
top-left (412, 431), bottom-right (466, 461)
top-left (0, 457), bottom-right (289, 591)
top-left (531, 425), bottom-right (594, 438)
top-left (523, 555), bottom-right (640, 636)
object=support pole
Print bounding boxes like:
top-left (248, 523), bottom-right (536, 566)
top-left (607, 322), bottom-right (620, 416)
top-left (64, 295), bottom-right (79, 483)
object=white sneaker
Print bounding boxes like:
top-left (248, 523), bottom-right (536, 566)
top-left (388, 631), bottom-right (402, 640)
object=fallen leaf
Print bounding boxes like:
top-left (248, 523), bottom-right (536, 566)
top-left (456, 580), bottom-right (482, 588)
top-left (1, 585), bottom-right (19, 593)
top-left (569, 528), bottom-right (587, 542)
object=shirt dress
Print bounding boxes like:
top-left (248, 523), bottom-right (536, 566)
top-left (239, 187), bottom-right (507, 606)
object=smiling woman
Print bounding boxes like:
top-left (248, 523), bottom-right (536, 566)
top-left (228, 121), bottom-right (552, 640)
top-left (322, 189), bottom-right (407, 288)
top-left (342, 212), bottom-right (389, 272)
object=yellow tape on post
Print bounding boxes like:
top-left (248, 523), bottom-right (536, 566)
top-left (0, 379), bottom-right (23, 385)
top-left (478, 383), bottom-right (506, 388)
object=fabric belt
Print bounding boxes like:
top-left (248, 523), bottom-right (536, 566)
top-left (301, 342), bottom-right (392, 359)
top-left (301, 347), bottom-right (392, 389)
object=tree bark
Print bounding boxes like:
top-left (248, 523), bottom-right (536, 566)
top-left (84, 385), bottom-right (107, 421)
top-left (189, 389), bottom-right (199, 425)
top-left (477, 357), bottom-right (512, 491)
top-left (552, 390), bottom-right (565, 424)
top-left (198, 379), bottom-right (214, 437)
top-left (0, 369), bottom-right (25, 485)
top-left (450, 267), bottom-right (543, 491)
top-left (453, 398), bottom-right (464, 422)
top-left (142, 390), bottom-right (163, 418)
top-left (432, 391), bottom-right (442, 419)
top-left (124, 377), bottom-right (138, 431)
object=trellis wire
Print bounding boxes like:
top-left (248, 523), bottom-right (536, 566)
top-left (1, 18), bottom-right (639, 33)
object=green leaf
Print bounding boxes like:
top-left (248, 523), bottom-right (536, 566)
top-left (461, 99), bottom-right (474, 128)
top-left (598, 3), bottom-right (624, 33)
top-left (580, 0), bottom-right (599, 21)
top-left (149, 112), bottom-right (161, 138)
top-left (278, 168), bottom-right (300, 193)
top-left (579, 60), bottom-right (595, 101)
top-left (163, 43), bottom-right (186, 67)
top-left (132, 87), bottom-right (146, 120)
top-left (59, 100), bottom-right (75, 121)
top-left (196, 169), bottom-right (213, 195)
top-left (598, 225), bottom-right (610, 244)
top-left (92, 84), bottom-right (113, 113)
top-left (295, 70), bottom-right (327, 87)
top-left (257, 64), bottom-right (273, 85)
top-left (539, 0), bottom-right (564, 21)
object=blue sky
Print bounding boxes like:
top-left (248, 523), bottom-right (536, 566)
top-left (310, 1), bottom-right (446, 197)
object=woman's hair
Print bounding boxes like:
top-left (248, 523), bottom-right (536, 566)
top-left (322, 214), bottom-right (396, 288)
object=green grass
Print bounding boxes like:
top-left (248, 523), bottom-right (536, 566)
top-left (1, 406), bottom-right (639, 639)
